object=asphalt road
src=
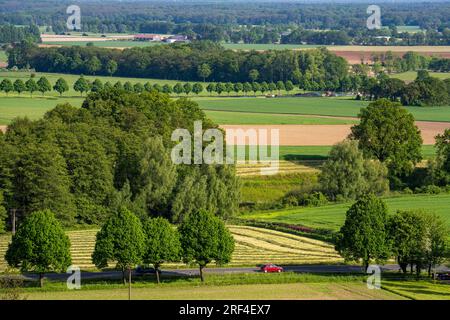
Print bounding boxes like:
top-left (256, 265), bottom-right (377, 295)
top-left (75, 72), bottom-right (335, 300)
top-left (6, 264), bottom-right (450, 282)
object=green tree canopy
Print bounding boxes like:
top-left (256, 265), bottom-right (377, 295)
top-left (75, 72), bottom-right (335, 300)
top-left (89, 79), bottom-right (103, 93)
top-left (105, 59), bottom-right (118, 76)
top-left (73, 76), bottom-right (90, 96)
top-left (179, 210), bottom-right (235, 281)
top-left (429, 129), bottom-right (450, 186)
top-left (197, 63), bottom-right (212, 82)
top-left (350, 99), bottom-right (423, 188)
top-left (37, 76), bottom-right (52, 95)
top-left (25, 78), bottom-right (38, 96)
top-left (335, 194), bottom-right (390, 270)
top-left (53, 78), bottom-right (69, 96)
top-left (192, 83), bottom-right (203, 95)
top-left (6, 209), bottom-right (71, 287)
top-left (0, 192), bottom-right (7, 233)
top-left (92, 207), bottom-right (145, 283)
top-left (0, 78), bottom-right (13, 95)
top-left (319, 140), bottom-right (389, 200)
top-left (142, 217), bottom-right (181, 283)
top-left (13, 79), bottom-right (26, 95)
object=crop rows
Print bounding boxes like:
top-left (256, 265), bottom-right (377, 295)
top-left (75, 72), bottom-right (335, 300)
top-left (236, 160), bottom-right (321, 176)
top-left (0, 225), bottom-right (341, 271)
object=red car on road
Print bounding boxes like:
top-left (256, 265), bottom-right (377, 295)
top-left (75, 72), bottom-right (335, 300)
top-left (261, 264), bottom-right (283, 273)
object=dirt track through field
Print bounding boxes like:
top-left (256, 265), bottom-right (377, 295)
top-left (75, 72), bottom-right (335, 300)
top-left (222, 121), bottom-right (450, 146)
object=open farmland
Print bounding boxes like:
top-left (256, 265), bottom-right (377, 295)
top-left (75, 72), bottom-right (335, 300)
top-left (223, 122), bottom-right (449, 145)
top-left (243, 193), bottom-right (450, 232)
top-left (22, 281), bottom-right (404, 300)
top-left (205, 110), bottom-right (357, 125)
top-left (391, 71), bottom-right (450, 82)
top-left (0, 225), bottom-right (342, 272)
top-left (0, 96), bottom-right (83, 125)
top-left (197, 97), bottom-right (450, 122)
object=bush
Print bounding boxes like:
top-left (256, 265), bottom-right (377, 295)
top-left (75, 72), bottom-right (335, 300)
top-left (282, 190), bottom-right (328, 207)
top-left (414, 185), bottom-right (443, 194)
top-left (403, 187), bottom-right (413, 195)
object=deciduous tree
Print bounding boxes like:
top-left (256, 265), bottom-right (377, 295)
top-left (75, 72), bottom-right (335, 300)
top-left (6, 210), bottom-right (71, 287)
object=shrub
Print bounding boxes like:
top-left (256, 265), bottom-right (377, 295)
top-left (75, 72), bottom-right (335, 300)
top-left (282, 190), bottom-right (328, 207)
top-left (414, 185), bottom-right (443, 194)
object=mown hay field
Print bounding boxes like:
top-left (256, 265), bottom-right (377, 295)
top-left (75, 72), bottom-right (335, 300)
top-left (0, 225), bottom-right (342, 272)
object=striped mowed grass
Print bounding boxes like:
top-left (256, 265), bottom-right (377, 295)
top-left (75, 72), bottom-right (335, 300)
top-left (0, 225), bottom-right (341, 271)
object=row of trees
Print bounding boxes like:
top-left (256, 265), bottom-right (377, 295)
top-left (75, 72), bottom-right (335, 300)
top-left (6, 208), bottom-right (234, 286)
top-left (0, 76), bottom-right (299, 97)
top-left (0, 89), bottom-right (240, 228)
top-left (359, 71), bottom-right (450, 106)
top-left (93, 208), bottom-right (234, 284)
top-left (8, 42), bottom-right (350, 90)
top-left (336, 194), bottom-right (448, 276)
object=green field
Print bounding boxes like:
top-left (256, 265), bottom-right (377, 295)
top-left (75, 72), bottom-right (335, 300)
top-left (20, 281), bottom-right (403, 300)
top-left (243, 194), bottom-right (450, 232)
top-left (395, 26), bottom-right (424, 34)
top-left (382, 280), bottom-right (450, 300)
top-left (276, 145), bottom-right (436, 161)
top-left (0, 96), bottom-right (83, 124)
top-left (391, 71), bottom-right (450, 82)
top-left (197, 97), bottom-right (450, 122)
top-left (205, 110), bottom-right (357, 125)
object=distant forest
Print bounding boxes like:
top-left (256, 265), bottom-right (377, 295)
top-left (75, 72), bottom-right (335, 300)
top-left (0, 0), bottom-right (450, 40)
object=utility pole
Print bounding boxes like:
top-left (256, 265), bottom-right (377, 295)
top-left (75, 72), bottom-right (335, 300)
top-left (128, 266), bottom-right (131, 300)
top-left (11, 209), bottom-right (16, 235)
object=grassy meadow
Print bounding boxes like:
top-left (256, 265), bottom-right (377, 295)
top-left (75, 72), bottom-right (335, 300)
top-left (242, 193), bottom-right (450, 232)
top-left (391, 71), bottom-right (450, 82)
top-left (20, 281), bottom-right (403, 300)
top-left (196, 97), bottom-right (450, 122)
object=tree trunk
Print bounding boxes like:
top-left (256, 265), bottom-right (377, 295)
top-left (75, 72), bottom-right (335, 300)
top-left (155, 267), bottom-right (161, 284)
top-left (122, 268), bottom-right (127, 285)
top-left (39, 273), bottom-right (44, 288)
top-left (363, 260), bottom-right (369, 273)
top-left (199, 265), bottom-right (205, 282)
top-left (428, 264), bottom-right (432, 277)
top-left (400, 262), bottom-right (408, 274)
top-left (128, 267), bottom-right (132, 300)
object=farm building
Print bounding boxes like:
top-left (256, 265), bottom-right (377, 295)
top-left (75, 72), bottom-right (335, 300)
top-left (134, 34), bottom-right (162, 41)
top-left (164, 35), bottom-right (189, 43)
